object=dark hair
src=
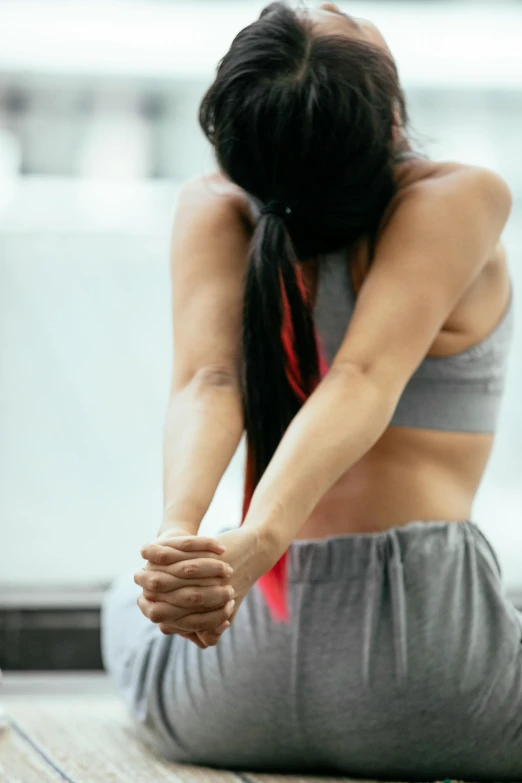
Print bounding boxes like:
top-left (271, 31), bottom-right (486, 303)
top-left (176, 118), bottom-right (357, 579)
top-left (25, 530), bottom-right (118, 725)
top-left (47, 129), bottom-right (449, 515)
top-left (199, 1), bottom-right (408, 619)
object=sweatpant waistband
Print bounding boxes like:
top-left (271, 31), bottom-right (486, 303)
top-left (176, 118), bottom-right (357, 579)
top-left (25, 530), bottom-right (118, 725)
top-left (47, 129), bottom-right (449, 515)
top-left (287, 520), bottom-right (502, 583)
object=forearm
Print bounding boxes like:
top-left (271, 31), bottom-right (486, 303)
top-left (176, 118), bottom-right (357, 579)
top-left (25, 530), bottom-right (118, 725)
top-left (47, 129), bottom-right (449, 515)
top-left (161, 376), bottom-right (244, 535)
top-left (242, 364), bottom-right (396, 557)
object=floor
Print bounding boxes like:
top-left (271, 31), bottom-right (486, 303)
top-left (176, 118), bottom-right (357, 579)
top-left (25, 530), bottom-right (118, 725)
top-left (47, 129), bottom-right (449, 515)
top-left (0, 673), bottom-right (469, 783)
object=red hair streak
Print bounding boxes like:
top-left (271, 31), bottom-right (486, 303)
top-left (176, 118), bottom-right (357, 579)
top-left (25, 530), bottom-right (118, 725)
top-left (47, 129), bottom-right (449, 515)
top-left (241, 263), bottom-right (329, 622)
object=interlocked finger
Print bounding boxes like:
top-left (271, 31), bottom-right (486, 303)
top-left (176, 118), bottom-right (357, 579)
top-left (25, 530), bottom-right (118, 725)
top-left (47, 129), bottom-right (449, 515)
top-left (137, 594), bottom-right (235, 632)
top-left (146, 556), bottom-right (232, 580)
top-left (174, 600), bottom-right (235, 632)
top-left (142, 583), bottom-right (235, 613)
top-left (165, 556), bottom-right (233, 580)
top-left (141, 542), bottom-right (231, 568)
top-left (154, 535), bottom-right (226, 554)
top-left (134, 567), bottom-right (230, 594)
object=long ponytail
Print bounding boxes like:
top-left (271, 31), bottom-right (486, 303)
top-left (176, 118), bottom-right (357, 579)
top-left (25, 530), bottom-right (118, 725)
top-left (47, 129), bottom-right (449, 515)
top-left (240, 209), bottom-right (327, 621)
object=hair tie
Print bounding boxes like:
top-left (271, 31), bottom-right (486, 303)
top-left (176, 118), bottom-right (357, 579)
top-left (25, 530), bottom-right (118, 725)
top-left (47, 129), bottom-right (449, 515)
top-left (260, 200), bottom-right (292, 219)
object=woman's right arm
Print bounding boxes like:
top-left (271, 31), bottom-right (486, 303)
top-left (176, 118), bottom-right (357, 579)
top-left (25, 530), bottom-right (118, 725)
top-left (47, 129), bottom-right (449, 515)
top-left (159, 179), bottom-right (250, 538)
top-left (160, 370), bottom-right (244, 537)
top-left (135, 179), bottom-right (253, 647)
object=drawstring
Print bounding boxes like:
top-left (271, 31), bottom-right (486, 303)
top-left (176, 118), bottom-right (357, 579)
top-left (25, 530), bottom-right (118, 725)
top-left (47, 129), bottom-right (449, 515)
top-left (388, 530), bottom-right (408, 685)
top-left (362, 531), bottom-right (408, 687)
top-left (362, 543), bottom-right (384, 687)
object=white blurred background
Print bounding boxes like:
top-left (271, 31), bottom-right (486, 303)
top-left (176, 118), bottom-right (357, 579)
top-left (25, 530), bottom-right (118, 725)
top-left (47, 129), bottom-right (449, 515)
top-left (1, 1), bottom-right (521, 596)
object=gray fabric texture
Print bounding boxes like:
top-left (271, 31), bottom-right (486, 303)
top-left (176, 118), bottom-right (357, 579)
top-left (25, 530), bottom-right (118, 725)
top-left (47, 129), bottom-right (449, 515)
top-left (101, 520), bottom-right (522, 781)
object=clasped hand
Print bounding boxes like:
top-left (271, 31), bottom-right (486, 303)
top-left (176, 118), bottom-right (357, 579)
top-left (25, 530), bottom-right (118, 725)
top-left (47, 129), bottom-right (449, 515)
top-left (134, 526), bottom-right (265, 649)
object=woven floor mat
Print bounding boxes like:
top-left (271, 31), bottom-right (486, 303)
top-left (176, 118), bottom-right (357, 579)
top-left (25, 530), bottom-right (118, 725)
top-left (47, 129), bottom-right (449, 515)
top-left (1, 695), bottom-right (466, 783)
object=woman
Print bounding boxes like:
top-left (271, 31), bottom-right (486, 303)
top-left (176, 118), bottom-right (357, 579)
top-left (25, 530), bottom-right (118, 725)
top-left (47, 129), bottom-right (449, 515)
top-left (101, 3), bottom-right (521, 780)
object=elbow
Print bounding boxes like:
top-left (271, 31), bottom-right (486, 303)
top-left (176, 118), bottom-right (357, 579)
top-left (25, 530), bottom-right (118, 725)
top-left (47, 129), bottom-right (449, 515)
top-left (170, 363), bottom-right (243, 418)
top-left (171, 363), bottom-right (241, 396)
top-left (187, 364), bottom-right (244, 435)
top-left (327, 360), bottom-right (398, 432)
top-left (328, 358), bottom-right (373, 379)
top-left (190, 364), bottom-right (240, 390)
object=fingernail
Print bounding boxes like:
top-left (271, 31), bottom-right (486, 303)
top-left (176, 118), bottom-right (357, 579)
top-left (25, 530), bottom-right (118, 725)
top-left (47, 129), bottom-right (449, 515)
top-left (226, 599), bottom-right (235, 615)
top-left (217, 620), bottom-right (231, 634)
top-left (216, 545), bottom-right (226, 553)
top-left (226, 566), bottom-right (234, 576)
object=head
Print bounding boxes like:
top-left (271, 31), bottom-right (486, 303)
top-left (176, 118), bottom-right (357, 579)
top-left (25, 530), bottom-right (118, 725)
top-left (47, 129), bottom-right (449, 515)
top-left (201, 1), bottom-right (407, 257)
top-left (198, 2), bottom-right (409, 591)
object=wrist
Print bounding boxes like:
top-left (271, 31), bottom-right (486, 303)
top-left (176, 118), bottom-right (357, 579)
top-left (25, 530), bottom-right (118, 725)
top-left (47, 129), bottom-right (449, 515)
top-left (243, 519), bottom-right (287, 572)
top-left (158, 516), bottom-right (199, 538)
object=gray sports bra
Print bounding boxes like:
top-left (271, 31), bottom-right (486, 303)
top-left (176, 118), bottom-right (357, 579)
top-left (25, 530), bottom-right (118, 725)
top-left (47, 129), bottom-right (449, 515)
top-left (313, 247), bottom-right (515, 434)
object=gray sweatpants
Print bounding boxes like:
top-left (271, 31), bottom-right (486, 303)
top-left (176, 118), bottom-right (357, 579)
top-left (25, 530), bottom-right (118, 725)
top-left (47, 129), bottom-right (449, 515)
top-left (100, 520), bottom-right (522, 780)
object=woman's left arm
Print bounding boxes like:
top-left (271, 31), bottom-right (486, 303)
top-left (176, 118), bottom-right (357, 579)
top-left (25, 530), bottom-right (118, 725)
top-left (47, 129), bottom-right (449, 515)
top-left (136, 179), bottom-right (253, 647)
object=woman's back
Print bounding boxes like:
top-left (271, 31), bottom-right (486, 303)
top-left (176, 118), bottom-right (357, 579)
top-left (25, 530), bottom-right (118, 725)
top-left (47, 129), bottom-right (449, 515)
top-left (209, 153), bottom-right (515, 537)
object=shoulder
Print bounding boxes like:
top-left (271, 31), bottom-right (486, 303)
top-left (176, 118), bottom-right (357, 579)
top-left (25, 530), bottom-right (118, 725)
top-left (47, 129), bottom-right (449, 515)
top-left (418, 161), bottom-right (511, 212)
top-left (329, 162), bottom-right (512, 387)
top-left (174, 171), bottom-right (252, 231)
top-left (385, 160), bottom-right (511, 229)
top-left (169, 172), bottom-right (253, 286)
top-left (367, 161), bottom-right (512, 290)
top-left (169, 172), bottom-right (253, 282)
top-left (371, 160), bottom-right (512, 295)
top-left (168, 173), bottom-right (251, 386)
